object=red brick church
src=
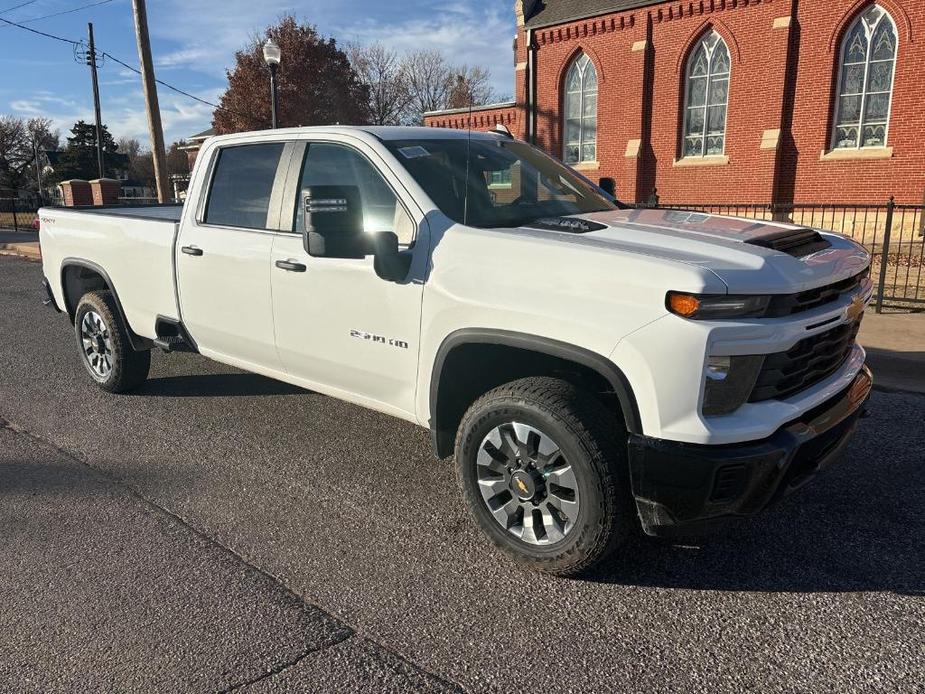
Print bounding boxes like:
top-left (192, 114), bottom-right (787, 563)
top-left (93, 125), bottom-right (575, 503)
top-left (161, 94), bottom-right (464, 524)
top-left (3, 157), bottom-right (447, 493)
top-left (423, 0), bottom-right (924, 206)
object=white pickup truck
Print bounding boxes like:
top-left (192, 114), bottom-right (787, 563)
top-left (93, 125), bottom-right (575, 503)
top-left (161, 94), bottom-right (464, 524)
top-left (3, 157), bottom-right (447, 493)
top-left (40, 126), bottom-right (873, 575)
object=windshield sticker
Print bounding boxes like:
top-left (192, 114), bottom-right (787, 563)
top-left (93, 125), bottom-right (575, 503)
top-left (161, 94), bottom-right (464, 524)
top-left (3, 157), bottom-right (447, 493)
top-left (398, 146), bottom-right (430, 159)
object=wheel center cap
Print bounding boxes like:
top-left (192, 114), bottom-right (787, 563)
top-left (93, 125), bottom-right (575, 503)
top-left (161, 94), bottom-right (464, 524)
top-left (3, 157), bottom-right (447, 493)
top-left (510, 470), bottom-right (539, 501)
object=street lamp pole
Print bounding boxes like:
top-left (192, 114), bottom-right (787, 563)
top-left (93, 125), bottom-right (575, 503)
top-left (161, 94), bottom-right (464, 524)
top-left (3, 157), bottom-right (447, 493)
top-left (263, 39), bottom-right (281, 129)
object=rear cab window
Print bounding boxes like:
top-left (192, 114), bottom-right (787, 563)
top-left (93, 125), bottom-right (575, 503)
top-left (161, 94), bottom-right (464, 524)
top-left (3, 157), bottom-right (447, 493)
top-left (204, 143), bottom-right (285, 229)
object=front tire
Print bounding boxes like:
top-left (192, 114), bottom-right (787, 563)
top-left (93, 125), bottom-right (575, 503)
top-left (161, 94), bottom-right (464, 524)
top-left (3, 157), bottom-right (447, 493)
top-left (455, 377), bottom-right (633, 576)
top-left (74, 290), bottom-right (150, 393)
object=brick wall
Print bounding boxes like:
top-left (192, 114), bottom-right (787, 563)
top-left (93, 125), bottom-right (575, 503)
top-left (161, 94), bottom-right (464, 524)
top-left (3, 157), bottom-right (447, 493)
top-left (424, 0), bottom-right (925, 205)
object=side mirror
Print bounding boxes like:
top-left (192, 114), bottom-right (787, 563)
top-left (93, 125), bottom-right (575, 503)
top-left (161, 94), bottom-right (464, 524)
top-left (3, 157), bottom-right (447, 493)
top-left (302, 185), bottom-right (369, 259)
top-left (370, 231), bottom-right (412, 283)
top-left (598, 177), bottom-right (616, 199)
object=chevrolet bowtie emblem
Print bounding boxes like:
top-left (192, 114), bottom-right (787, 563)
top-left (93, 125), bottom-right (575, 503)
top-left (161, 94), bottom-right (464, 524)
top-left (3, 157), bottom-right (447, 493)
top-left (516, 479), bottom-right (528, 494)
top-left (847, 293), bottom-right (865, 321)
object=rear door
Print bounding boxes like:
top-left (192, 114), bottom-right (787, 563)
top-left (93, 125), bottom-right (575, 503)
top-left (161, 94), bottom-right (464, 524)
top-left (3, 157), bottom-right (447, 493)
top-left (176, 141), bottom-right (288, 373)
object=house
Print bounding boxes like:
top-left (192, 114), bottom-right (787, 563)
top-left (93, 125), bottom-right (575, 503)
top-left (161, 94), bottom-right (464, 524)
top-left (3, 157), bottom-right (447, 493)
top-left (172, 128), bottom-right (216, 200)
top-left (423, 0), bottom-right (925, 206)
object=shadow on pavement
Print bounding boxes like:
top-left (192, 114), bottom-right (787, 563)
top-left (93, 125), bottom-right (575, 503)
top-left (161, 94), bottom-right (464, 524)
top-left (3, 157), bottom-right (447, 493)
top-left (584, 399), bottom-right (925, 596)
top-left (133, 372), bottom-right (310, 398)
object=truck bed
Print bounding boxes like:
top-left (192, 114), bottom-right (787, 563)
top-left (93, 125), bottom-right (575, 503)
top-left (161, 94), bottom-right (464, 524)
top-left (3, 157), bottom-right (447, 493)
top-left (40, 204), bottom-right (184, 341)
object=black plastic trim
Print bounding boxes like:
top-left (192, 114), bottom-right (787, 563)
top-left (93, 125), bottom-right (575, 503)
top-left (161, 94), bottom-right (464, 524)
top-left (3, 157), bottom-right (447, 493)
top-left (154, 314), bottom-right (199, 353)
top-left (429, 328), bottom-right (642, 457)
top-left (42, 277), bottom-right (62, 312)
top-left (628, 365), bottom-right (872, 536)
top-left (59, 258), bottom-right (151, 352)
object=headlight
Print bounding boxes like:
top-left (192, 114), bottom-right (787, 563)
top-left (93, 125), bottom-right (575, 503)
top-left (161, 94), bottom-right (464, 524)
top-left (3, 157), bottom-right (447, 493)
top-left (667, 292), bottom-right (771, 320)
top-left (703, 355), bottom-right (764, 416)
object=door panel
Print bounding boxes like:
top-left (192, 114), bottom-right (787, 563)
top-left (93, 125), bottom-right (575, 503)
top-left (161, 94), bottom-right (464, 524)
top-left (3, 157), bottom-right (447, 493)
top-left (176, 142), bottom-right (286, 372)
top-left (270, 140), bottom-right (425, 416)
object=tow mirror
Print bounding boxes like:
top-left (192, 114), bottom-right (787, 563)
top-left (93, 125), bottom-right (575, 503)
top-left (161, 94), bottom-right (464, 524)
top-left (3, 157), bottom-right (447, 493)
top-left (301, 184), bottom-right (411, 282)
top-left (598, 177), bottom-right (616, 199)
top-left (370, 231), bottom-right (412, 283)
top-left (302, 185), bottom-right (369, 259)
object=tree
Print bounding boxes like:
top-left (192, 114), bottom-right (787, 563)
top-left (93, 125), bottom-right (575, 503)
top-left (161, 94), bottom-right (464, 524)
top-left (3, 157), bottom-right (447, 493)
top-left (446, 66), bottom-right (497, 110)
top-left (403, 49), bottom-right (453, 120)
top-left (213, 16), bottom-right (370, 133)
top-left (0, 115), bottom-right (58, 193)
top-left (49, 121), bottom-right (122, 183)
top-left (400, 50), bottom-right (502, 124)
top-left (348, 42), bottom-right (412, 126)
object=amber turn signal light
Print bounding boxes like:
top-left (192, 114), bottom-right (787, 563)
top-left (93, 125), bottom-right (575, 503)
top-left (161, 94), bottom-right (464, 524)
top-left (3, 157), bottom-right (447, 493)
top-left (667, 292), bottom-right (701, 317)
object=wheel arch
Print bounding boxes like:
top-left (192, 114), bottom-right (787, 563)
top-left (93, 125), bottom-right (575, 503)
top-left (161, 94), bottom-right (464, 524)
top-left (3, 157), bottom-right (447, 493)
top-left (60, 258), bottom-right (150, 352)
top-left (429, 329), bottom-right (642, 459)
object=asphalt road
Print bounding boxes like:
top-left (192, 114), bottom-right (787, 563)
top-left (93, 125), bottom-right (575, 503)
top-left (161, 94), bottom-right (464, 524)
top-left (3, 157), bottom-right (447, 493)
top-left (1, 255), bottom-right (923, 693)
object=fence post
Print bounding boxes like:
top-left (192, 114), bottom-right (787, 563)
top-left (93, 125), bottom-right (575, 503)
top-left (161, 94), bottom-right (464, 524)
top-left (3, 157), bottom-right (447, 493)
top-left (11, 201), bottom-right (18, 232)
top-left (875, 195), bottom-right (894, 314)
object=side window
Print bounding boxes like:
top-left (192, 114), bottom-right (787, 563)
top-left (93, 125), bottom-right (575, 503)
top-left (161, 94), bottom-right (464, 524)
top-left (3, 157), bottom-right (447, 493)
top-left (295, 143), bottom-right (415, 246)
top-left (204, 143), bottom-right (284, 229)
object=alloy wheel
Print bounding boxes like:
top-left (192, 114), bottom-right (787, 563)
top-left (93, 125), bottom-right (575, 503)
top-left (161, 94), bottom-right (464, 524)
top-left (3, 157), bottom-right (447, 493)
top-left (476, 422), bottom-right (580, 545)
top-left (80, 310), bottom-right (114, 379)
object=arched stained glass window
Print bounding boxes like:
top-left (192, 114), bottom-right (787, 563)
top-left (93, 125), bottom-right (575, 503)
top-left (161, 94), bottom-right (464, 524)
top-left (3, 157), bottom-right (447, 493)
top-left (682, 30), bottom-right (730, 158)
top-left (563, 53), bottom-right (597, 164)
top-left (832, 5), bottom-right (898, 149)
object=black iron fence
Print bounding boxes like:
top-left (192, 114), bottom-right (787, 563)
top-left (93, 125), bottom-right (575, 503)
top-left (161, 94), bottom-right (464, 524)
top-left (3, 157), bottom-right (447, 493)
top-left (0, 198), bottom-right (41, 232)
top-left (655, 198), bottom-right (925, 311)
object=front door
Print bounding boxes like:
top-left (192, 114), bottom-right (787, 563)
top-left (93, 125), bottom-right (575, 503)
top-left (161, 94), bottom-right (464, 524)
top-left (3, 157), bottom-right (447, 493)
top-left (176, 141), bottom-right (286, 374)
top-left (270, 139), bottom-right (425, 418)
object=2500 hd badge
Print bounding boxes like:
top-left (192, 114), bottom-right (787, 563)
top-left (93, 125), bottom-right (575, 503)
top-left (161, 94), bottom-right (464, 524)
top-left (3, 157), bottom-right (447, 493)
top-left (350, 329), bottom-right (409, 350)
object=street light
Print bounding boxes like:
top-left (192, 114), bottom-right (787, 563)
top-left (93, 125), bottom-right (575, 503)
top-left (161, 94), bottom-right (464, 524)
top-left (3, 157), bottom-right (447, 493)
top-left (263, 38), bottom-right (281, 129)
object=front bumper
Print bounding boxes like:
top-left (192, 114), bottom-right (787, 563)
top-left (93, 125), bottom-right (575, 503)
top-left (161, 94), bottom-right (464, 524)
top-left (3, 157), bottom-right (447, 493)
top-left (628, 365), bottom-right (873, 536)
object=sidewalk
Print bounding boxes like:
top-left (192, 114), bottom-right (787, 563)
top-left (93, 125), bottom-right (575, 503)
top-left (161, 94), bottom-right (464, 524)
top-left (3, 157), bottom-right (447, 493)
top-left (859, 308), bottom-right (925, 395)
top-left (0, 230), bottom-right (40, 261)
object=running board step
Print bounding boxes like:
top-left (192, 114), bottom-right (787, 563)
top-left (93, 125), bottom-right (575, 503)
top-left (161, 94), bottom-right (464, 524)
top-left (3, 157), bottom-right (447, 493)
top-left (153, 335), bottom-right (188, 352)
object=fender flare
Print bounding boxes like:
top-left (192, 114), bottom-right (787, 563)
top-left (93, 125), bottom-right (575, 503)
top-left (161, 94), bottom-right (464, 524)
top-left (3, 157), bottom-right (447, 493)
top-left (429, 328), bottom-right (642, 457)
top-left (60, 258), bottom-right (150, 352)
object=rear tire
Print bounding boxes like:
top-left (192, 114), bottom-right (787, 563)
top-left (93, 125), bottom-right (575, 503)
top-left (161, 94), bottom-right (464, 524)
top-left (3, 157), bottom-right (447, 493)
top-left (455, 376), bottom-right (633, 577)
top-left (74, 290), bottom-right (150, 393)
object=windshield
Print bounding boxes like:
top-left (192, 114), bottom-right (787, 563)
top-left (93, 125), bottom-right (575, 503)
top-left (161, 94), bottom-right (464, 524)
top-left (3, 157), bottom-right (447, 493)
top-left (383, 137), bottom-right (620, 229)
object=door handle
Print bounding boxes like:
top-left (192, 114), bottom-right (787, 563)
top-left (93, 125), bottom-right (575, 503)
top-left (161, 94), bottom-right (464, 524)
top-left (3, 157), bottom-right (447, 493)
top-left (181, 245), bottom-right (203, 256)
top-left (275, 259), bottom-right (307, 272)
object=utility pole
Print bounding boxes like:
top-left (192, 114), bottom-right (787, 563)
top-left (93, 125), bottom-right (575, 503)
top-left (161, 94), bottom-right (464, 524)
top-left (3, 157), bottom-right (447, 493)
top-left (87, 23), bottom-right (105, 179)
top-left (32, 138), bottom-right (44, 203)
top-left (131, 0), bottom-right (170, 203)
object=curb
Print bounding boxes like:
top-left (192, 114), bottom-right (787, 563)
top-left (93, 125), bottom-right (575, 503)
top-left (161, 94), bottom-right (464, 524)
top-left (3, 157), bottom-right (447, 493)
top-left (0, 243), bottom-right (41, 261)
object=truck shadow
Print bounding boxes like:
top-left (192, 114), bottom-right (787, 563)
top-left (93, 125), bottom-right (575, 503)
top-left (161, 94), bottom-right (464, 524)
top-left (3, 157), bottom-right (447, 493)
top-left (133, 373), bottom-right (309, 398)
top-left (584, 393), bottom-right (925, 595)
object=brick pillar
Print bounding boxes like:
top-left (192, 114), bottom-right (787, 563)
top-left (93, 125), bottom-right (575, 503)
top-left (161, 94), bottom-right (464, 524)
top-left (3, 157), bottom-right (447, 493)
top-left (621, 18), bottom-right (654, 204)
top-left (59, 180), bottom-right (92, 207)
top-left (764, 12), bottom-right (799, 210)
top-left (89, 178), bottom-right (122, 206)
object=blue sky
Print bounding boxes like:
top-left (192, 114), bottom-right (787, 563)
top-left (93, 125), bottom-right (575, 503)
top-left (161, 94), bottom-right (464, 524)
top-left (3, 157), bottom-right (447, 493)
top-left (0, 0), bottom-right (515, 147)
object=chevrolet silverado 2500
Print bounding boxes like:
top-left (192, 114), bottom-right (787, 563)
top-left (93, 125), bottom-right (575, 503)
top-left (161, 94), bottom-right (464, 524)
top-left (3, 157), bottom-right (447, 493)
top-left (39, 126), bottom-right (873, 575)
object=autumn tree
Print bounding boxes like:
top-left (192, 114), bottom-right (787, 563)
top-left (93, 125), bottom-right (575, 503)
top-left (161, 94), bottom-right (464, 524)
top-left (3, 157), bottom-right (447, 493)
top-left (213, 16), bottom-right (370, 133)
top-left (0, 115), bottom-right (58, 193)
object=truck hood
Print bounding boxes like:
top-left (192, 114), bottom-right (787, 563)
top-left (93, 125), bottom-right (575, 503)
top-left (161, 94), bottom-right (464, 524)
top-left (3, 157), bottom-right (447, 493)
top-left (517, 208), bottom-right (871, 294)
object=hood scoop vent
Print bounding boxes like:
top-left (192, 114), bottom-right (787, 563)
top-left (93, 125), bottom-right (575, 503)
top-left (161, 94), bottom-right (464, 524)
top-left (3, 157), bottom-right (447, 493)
top-left (747, 228), bottom-right (831, 257)
top-left (526, 217), bottom-right (607, 234)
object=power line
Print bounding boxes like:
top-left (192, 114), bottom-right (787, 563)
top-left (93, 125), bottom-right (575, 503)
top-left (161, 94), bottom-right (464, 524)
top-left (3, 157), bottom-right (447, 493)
top-left (0, 1), bottom-right (39, 15)
top-left (102, 52), bottom-right (232, 114)
top-left (1, 6), bottom-right (257, 122)
top-left (0, 15), bottom-right (78, 44)
top-left (0, 0), bottom-right (115, 30)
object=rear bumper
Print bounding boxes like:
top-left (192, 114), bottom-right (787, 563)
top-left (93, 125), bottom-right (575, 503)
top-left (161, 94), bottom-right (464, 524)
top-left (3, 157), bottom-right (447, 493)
top-left (628, 365), bottom-right (873, 536)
